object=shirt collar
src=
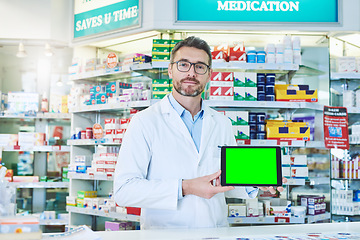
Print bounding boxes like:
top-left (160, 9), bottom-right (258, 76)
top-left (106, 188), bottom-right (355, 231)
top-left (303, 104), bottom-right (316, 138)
top-left (168, 93), bottom-right (205, 119)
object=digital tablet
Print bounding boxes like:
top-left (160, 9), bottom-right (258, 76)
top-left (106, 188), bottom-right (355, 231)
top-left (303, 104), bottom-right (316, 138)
top-left (220, 146), bottom-right (282, 187)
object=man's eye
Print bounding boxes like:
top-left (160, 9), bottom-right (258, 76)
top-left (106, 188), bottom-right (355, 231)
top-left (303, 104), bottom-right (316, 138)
top-left (179, 62), bottom-right (189, 67)
top-left (196, 64), bottom-right (205, 70)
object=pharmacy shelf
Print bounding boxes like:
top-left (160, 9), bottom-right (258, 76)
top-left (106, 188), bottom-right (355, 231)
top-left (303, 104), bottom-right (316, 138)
top-left (331, 178), bottom-right (360, 181)
top-left (0, 112), bottom-right (71, 119)
top-left (236, 139), bottom-right (324, 148)
top-left (67, 139), bottom-right (120, 146)
top-left (8, 182), bottom-right (69, 188)
top-left (348, 107), bottom-right (360, 114)
top-left (68, 172), bottom-right (113, 181)
top-left (228, 212), bottom-right (330, 224)
top-left (331, 72), bottom-right (360, 80)
top-left (66, 206), bottom-right (140, 222)
top-left (69, 100), bottom-right (150, 113)
top-left (1, 145), bottom-right (70, 152)
top-left (39, 219), bottom-right (68, 226)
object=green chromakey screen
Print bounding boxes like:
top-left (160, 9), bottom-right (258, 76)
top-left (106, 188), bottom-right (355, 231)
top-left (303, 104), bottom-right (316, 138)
top-left (221, 146), bottom-right (282, 186)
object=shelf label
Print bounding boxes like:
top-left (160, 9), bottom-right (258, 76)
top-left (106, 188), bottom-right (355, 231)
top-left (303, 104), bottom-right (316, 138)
top-left (275, 217), bottom-right (290, 223)
top-left (234, 218), bottom-right (243, 223)
top-left (13, 146), bottom-right (20, 150)
top-left (52, 145), bottom-right (61, 151)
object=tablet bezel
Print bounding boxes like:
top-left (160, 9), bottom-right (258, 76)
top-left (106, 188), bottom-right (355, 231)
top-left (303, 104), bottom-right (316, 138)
top-left (220, 146), bottom-right (282, 187)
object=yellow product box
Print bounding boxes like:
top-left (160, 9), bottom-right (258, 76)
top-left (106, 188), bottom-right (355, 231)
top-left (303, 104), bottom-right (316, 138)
top-left (77, 198), bottom-right (84, 208)
top-left (152, 54), bottom-right (170, 61)
top-left (77, 190), bottom-right (97, 199)
top-left (152, 86), bottom-right (171, 92)
top-left (275, 84), bottom-right (318, 102)
top-left (66, 196), bottom-right (77, 206)
top-left (152, 93), bottom-right (168, 99)
top-left (152, 79), bottom-right (170, 87)
top-left (266, 120), bottom-right (310, 141)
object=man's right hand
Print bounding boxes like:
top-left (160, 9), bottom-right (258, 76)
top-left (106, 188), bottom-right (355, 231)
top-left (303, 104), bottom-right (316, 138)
top-left (182, 170), bottom-right (234, 199)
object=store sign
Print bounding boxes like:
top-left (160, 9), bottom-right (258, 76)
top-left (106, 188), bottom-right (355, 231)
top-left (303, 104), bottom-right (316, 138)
top-left (74, 0), bottom-right (140, 39)
top-left (323, 106), bottom-right (349, 150)
top-left (177, 0), bottom-right (338, 23)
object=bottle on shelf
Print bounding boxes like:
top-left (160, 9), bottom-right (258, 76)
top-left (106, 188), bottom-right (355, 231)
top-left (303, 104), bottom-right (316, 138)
top-left (41, 92), bottom-right (49, 112)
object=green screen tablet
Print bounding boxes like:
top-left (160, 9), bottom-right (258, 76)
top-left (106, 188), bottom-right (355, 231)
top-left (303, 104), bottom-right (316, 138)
top-left (220, 146), bottom-right (282, 187)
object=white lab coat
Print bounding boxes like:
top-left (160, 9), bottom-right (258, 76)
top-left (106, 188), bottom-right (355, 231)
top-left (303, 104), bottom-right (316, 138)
top-left (114, 96), bottom-right (253, 229)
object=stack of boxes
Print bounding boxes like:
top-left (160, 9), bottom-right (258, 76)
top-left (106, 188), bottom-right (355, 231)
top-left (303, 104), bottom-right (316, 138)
top-left (88, 151), bottom-right (118, 178)
top-left (275, 84), bottom-right (318, 102)
top-left (331, 154), bottom-right (360, 179)
top-left (248, 112), bottom-right (266, 140)
top-left (152, 39), bottom-right (181, 62)
top-left (224, 111), bottom-right (249, 140)
top-left (282, 155), bottom-right (309, 180)
top-left (18, 132), bottom-right (46, 146)
top-left (152, 79), bottom-right (172, 99)
top-left (266, 120), bottom-right (311, 141)
top-left (332, 189), bottom-right (360, 216)
top-left (298, 195), bottom-right (326, 216)
top-left (209, 72), bottom-right (234, 100)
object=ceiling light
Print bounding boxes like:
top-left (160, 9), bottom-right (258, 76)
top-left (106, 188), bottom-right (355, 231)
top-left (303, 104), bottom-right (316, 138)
top-left (44, 43), bottom-right (54, 57)
top-left (16, 42), bottom-right (27, 58)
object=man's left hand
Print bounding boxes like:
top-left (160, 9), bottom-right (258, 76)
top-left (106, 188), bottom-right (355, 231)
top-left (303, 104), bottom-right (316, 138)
top-left (258, 177), bottom-right (287, 194)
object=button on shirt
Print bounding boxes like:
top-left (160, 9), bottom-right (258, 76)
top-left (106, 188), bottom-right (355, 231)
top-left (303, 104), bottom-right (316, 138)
top-left (168, 94), bottom-right (258, 200)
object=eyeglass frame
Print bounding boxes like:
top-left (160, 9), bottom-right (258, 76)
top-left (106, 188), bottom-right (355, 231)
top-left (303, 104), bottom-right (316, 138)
top-left (170, 60), bottom-right (211, 75)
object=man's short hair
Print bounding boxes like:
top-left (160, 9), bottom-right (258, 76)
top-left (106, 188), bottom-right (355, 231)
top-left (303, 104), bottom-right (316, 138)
top-left (170, 36), bottom-right (212, 67)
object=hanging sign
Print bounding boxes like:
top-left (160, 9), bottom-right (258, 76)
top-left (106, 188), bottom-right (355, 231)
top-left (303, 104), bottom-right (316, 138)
top-left (323, 106), bottom-right (349, 150)
top-left (177, 0), bottom-right (338, 23)
top-left (74, 0), bottom-right (141, 39)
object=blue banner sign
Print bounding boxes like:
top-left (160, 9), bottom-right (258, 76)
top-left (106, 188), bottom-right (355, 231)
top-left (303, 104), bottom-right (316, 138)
top-left (177, 0), bottom-right (338, 23)
top-left (74, 0), bottom-right (140, 39)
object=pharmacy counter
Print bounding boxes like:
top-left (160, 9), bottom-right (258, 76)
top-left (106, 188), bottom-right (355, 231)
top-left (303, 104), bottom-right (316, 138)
top-left (96, 222), bottom-right (360, 240)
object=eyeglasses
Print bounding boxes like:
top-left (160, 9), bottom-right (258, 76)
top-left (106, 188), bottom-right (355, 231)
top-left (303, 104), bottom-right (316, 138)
top-left (171, 60), bottom-right (210, 75)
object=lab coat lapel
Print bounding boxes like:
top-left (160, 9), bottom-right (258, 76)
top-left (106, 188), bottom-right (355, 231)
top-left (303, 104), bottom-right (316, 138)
top-left (199, 106), bottom-right (216, 161)
top-left (159, 96), bottom-right (198, 155)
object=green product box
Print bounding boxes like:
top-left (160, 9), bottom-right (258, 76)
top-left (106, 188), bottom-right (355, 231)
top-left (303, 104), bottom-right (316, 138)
top-left (245, 87), bottom-right (257, 101)
top-left (233, 126), bottom-right (250, 140)
top-left (152, 93), bottom-right (168, 99)
top-left (234, 72), bottom-right (246, 87)
top-left (245, 72), bottom-right (257, 87)
top-left (40, 176), bottom-right (47, 182)
top-left (153, 39), bottom-right (170, 47)
top-left (77, 198), bottom-right (84, 208)
top-left (170, 39), bottom-right (181, 47)
top-left (152, 46), bottom-right (170, 53)
top-left (225, 111), bottom-right (249, 125)
top-left (152, 86), bottom-right (171, 92)
top-left (152, 54), bottom-right (170, 61)
top-left (152, 79), bottom-right (170, 85)
top-left (234, 87), bottom-right (246, 101)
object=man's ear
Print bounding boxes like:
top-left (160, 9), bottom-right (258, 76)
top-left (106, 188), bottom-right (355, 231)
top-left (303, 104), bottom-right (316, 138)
top-left (168, 63), bottom-right (173, 78)
top-left (207, 68), bottom-right (213, 83)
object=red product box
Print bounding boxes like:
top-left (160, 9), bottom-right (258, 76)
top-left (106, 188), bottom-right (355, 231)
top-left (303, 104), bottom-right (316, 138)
top-left (222, 86), bottom-right (234, 96)
top-left (210, 86), bottom-right (222, 96)
top-left (211, 72), bottom-right (233, 82)
top-left (229, 51), bottom-right (247, 62)
top-left (126, 207), bottom-right (141, 216)
top-left (211, 51), bottom-right (228, 62)
top-left (209, 86), bottom-right (233, 98)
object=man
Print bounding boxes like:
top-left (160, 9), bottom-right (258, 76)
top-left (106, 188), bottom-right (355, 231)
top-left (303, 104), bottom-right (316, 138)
top-left (114, 36), bottom-right (282, 229)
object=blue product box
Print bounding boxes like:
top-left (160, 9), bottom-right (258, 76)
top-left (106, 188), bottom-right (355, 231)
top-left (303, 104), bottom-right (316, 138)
top-left (256, 131), bottom-right (266, 139)
top-left (257, 84), bottom-right (265, 93)
top-left (256, 51), bottom-right (266, 63)
top-left (76, 165), bottom-right (88, 173)
top-left (266, 74), bottom-right (276, 85)
top-left (247, 50), bottom-right (256, 63)
top-left (257, 73), bottom-right (266, 84)
top-left (257, 93), bottom-right (266, 101)
top-left (266, 94), bottom-right (275, 101)
top-left (249, 113), bottom-right (257, 123)
top-left (257, 113), bottom-right (266, 123)
top-left (266, 85), bottom-right (275, 95)
top-left (96, 93), bottom-right (107, 104)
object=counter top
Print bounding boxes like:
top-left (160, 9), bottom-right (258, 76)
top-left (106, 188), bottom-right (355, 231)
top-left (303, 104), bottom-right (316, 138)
top-left (96, 222), bottom-right (360, 240)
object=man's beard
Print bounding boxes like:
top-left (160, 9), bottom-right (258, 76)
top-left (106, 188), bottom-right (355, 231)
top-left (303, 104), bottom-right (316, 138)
top-left (173, 77), bottom-right (204, 97)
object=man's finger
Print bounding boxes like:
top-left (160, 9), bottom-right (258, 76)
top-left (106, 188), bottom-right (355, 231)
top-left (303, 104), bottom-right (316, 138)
top-left (208, 170), bottom-right (221, 181)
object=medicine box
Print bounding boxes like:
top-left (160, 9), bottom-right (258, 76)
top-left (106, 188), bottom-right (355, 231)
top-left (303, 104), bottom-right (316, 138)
top-left (290, 155), bottom-right (307, 166)
top-left (275, 84), bottom-right (318, 102)
top-left (233, 125), bottom-right (250, 140)
top-left (234, 72), bottom-right (246, 87)
top-left (234, 87), bottom-right (246, 101)
top-left (228, 204), bottom-right (247, 217)
top-left (77, 191), bottom-right (97, 199)
top-left (225, 111), bottom-right (249, 125)
top-left (245, 87), bottom-right (257, 101)
top-left (211, 50), bottom-right (228, 62)
top-left (245, 73), bottom-right (257, 87)
top-left (290, 166), bottom-right (308, 178)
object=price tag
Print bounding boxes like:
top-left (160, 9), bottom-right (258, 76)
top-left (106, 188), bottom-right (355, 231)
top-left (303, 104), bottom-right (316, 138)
top-left (237, 140), bottom-right (245, 145)
top-left (257, 217), bottom-right (265, 222)
top-left (279, 141), bottom-right (289, 146)
top-left (258, 64), bottom-right (264, 69)
top-left (13, 145), bottom-right (20, 150)
top-left (259, 101), bottom-right (267, 106)
top-left (259, 140), bottom-right (266, 145)
top-left (278, 65), bottom-right (283, 70)
top-left (52, 145), bottom-right (61, 151)
top-left (234, 218), bottom-right (243, 223)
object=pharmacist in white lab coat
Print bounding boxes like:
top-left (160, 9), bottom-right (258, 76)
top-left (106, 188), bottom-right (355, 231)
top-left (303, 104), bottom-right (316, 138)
top-left (114, 36), bottom-right (283, 229)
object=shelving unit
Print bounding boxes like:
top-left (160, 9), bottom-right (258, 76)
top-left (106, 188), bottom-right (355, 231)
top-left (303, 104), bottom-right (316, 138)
top-left (0, 113), bottom-right (70, 215)
top-left (67, 58), bottom-right (331, 230)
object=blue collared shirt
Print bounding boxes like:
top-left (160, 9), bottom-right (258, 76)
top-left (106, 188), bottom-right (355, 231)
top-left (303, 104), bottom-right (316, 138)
top-left (168, 94), bottom-right (258, 200)
top-left (168, 93), bottom-right (204, 152)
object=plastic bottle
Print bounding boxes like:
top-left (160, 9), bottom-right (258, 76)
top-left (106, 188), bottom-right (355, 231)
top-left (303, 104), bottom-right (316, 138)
top-left (41, 92), bottom-right (49, 112)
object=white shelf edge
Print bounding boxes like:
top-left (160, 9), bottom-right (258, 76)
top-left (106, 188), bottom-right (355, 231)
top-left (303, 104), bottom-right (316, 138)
top-left (0, 113), bottom-right (71, 119)
top-left (68, 172), bottom-right (113, 181)
top-left (228, 212), bottom-right (330, 224)
top-left (67, 139), bottom-right (120, 146)
top-left (1, 146), bottom-right (70, 152)
top-left (69, 100), bottom-right (150, 113)
top-left (66, 206), bottom-right (140, 222)
top-left (8, 182), bottom-right (69, 188)
top-left (39, 219), bottom-right (68, 225)
top-left (331, 72), bottom-right (360, 80)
